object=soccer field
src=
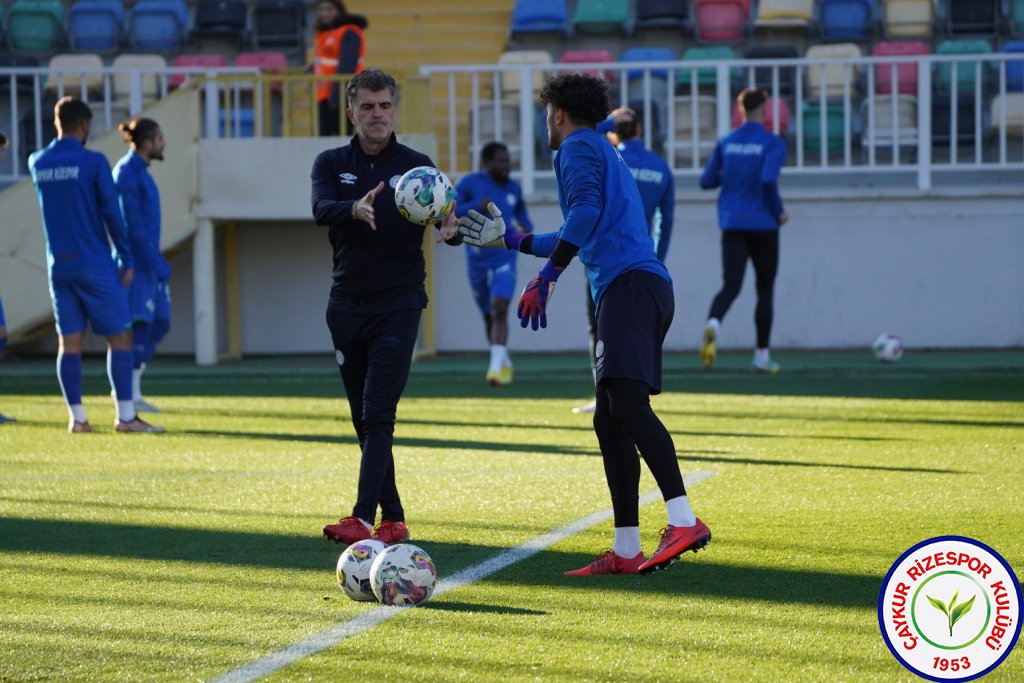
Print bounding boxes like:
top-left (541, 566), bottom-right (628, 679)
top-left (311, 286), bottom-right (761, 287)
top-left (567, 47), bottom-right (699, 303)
top-left (1, 351), bottom-right (1021, 682)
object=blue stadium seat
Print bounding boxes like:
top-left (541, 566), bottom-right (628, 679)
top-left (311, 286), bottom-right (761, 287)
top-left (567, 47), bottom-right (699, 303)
top-left (509, 0), bottom-right (571, 38)
top-left (621, 46), bottom-right (677, 80)
top-left (67, 0), bottom-right (124, 52)
top-left (818, 0), bottom-right (876, 42)
top-left (1002, 41), bottom-right (1024, 92)
top-left (128, 0), bottom-right (187, 51)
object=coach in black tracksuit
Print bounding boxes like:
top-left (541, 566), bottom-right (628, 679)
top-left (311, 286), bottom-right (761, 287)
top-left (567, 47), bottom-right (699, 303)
top-left (313, 69), bottom-right (459, 546)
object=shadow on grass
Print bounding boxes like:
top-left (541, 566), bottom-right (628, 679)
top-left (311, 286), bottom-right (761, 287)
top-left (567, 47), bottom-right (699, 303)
top-left (421, 601), bottom-right (548, 616)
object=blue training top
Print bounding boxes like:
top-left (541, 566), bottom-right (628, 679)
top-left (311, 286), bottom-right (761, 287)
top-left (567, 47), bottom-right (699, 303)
top-left (616, 139), bottom-right (675, 263)
top-left (29, 138), bottom-right (132, 275)
top-left (455, 171), bottom-right (533, 267)
top-left (531, 128), bottom-right (670, 310)
top-left (113, 151), bottom-right (170, 279)
top-left (699, 121), bottom-right (787, 231)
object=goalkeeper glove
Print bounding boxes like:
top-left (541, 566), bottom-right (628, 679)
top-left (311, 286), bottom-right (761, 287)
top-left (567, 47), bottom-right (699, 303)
top-left (517, 260), bottom-right (563, 331)
top-left (458, 202), bottom-right (526, 250)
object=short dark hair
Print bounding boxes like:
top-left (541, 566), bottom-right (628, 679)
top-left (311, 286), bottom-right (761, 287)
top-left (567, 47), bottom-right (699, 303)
top-left (55, 96), bottom-right (93, 131)
top-left (0, 130), bottom-right (7, 148)
top-left (738, 87), bottom-right (768, 113)
top-left (539, 74), bottom-right (610, 129)
top-left (346, 69), bottom-right (397, 108)
top-left (614, 109), bottom-right (639, 141)
top-left (481, 141), bottom-right (508, 163)
top-left (119, 117), bottom-right (160, 146)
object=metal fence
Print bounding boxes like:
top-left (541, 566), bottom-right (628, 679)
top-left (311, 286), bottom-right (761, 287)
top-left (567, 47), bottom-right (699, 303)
top-left (420, 52), bottom-right (1024, 193)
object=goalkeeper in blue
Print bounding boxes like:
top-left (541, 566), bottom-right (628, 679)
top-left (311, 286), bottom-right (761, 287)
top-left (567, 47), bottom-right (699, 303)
top-left (455, 141), bottom-right (534, 386)
top-left (456, 74), bottom-right (710, 576)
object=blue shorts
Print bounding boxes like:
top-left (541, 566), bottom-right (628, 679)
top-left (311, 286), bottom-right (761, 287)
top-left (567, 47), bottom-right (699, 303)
top-left (467, 256), bottom-right (516, 317)
top-left (49, 269), bottom-right (132, 337)
top-left (128, 270), bottom-right (159, 323)
top-left (153, 280), bottom-right (171, 321)
top-left (594, 270), bottom-right (674, 394)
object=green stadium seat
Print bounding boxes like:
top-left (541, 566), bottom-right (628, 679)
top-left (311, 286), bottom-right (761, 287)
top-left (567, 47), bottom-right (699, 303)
top-left (572, 0), bottom-right (633, 36)
top-left (1010, 0), bottom-right (1024, 37)
top-left (935, 39), bottom-right (993, 96)
top-left (801, 101), bottom-right (847, 151)
top-left (679, 46), bottom-right (736, 91)
top-left (7, 0), bottom-right (65, 51)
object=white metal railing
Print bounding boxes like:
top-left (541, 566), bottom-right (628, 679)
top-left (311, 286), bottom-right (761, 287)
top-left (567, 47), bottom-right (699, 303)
top-left (0, 66), bottom-right (261, 183)
top-left (421, 53), bottom-right (1024, 193)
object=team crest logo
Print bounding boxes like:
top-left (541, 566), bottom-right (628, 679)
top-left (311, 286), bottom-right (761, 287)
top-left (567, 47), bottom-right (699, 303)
top-left (878, 536), bottom-right (1021, 681)
top-left (339, 173), bottom-right (356, 184)
top-left (389, 175), bottom-right (402, 188)
top-left (335, 349), bottom-right (344, 366)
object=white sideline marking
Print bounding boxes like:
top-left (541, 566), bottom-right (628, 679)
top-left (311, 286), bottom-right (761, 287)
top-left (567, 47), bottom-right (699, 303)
top-left (210, 470), bottom-right (718, 683)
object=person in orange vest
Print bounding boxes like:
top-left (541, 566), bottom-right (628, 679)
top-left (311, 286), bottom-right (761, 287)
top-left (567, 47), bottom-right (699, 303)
top-left (313, 0), bottom-right (367, 136)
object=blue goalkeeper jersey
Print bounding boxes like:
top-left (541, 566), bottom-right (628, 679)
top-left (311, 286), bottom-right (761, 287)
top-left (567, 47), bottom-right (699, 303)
top-left (455, 171), bottom-right (533, 267)
top-left (29, 138), bottom-right (132, 275)
top-left (617, 139), bottom-right (675, 263)
top-left (113, 151), bottom-right (170, 278)
top-left (699, 121), bottom-right (786, 231)
top-left (531, 128), bottom-right (670, 309)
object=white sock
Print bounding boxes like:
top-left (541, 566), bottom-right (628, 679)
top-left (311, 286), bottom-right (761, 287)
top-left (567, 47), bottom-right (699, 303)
top-left (501, 346), bottom-right (512, 367)
top-left (69, 404), bottom-right (87, 423)
top-left (706, 318), bottom-right (721, 334)
top-left (613, 526), bottom-right (642, 558)
top-left (755, 348), bottom-right (770, 364)
top-left (358, 518), bottom-right (372, 530)
top-left (666, 495), bottom-right (697, 528)
top-left (132, 368), bottom-right (143, 401)
top-left (489, 345), bottom-right (506, 372)
top-left (117, 400), bottom-right (136, 422)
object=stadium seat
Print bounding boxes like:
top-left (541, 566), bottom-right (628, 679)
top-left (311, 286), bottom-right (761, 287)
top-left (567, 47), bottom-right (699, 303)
top-left (192, 0), bottom-right (248, 42)
top-left (470, 101), bottom-right (523, 163)
top-left (498, 50), bottom-right (551, 101)
top-left (621, 47), bottom-right (675, 148)
top-left (671, 95), bottom-right (717, 164)
top-left (67, 0), bottom-right (124, 52)
top-left (219, 108), bottom-right (255, 137)
top-left (755, 0), bottom-right (813, 30)
top-left (1001, 41), bottom-right (1024, 92)
top-left (169, 53), bottom-right (227, 90)
top-left (694, 0), bottom-right (750, 43)
top-left (742, 45), bottom-right (800, 100)
top-left (731, 96), bottom-right (791, 133)
top-left (509, 0), bottom-right (571, 39)
top-left (234, 51), bottom-right (288, 92)
top-left (935, 39), bottom-right (993, 96)
top-left (128, 0), bottom-right (188, 52)
top-left (252, 0), bottom-right (305, 51)
top-left (6, 0), bottom-right (64, 51)
top-left (884, 0), bottom-right (934, 38)
top-left (931, 95), bottom-right (988, 146)
top-left (43, 53), bottom-right (104, 97)
top-left (817, 0), bottom-right (876, 42)
top-left (991, 93), bottom-right (1024, 138)
top-left (1009, 0), bottom-right (1024, 37)
top-left (111, 53), bottom-right (167, 108)
top-left (0, 55), bottom-right (41, 96)
top-left (622, 46), bottom-right (676, 81)
top-left (863, 94), bottom-right (918, 151)
top-left (559, 49), bottom-right (616, 82)
top-left (873, 40), bottom-right (929, 94)
top-left (805, 43), bottom-right (862, 99)
top-left (945, 0), bottom-right (999, 36)
top-left (679, 45), bottom-right (736, 91)
top-left (801, 101), bottom-right (848, 151)
top-left (572, 0), bottom-right (633, 36)
top-left (635, 0), bottom-right (690, 33)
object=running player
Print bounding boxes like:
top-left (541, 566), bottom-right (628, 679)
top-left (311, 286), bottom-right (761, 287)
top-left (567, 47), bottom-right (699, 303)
top-left (454, 141), bottom-right (533, 385)
top-left (29, 97), bottom-right (164, 433)
top-left (113, 117), bottom-right (170, 412)
top-left (457, 74), bottom-right (710, 575)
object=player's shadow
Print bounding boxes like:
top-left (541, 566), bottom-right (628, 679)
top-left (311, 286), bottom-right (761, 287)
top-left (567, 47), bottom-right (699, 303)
top-left (420, 601), bottom-right (547, 616)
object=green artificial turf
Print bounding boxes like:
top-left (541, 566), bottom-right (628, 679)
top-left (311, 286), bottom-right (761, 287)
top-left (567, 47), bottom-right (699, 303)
top-left (0, 351), bottom-right (1021, 681)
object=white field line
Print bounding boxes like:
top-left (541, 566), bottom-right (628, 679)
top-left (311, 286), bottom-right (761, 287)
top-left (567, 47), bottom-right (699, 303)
top-left (209, 470), bottom-right (718, 683)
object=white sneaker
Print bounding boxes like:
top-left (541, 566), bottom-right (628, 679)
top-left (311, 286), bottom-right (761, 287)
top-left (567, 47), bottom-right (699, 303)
top-left (572, 399), bottom-right (597, 414)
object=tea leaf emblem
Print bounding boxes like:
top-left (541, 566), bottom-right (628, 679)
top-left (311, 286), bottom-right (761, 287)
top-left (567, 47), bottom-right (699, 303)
top-left (927, 590), bottom-right (976, 637)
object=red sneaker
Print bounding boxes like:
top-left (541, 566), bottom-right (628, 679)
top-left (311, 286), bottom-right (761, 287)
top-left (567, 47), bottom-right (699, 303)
top-left (638, 518), bottom-right (711, 575)
top-left (564, 550), bottom-right (645, 576)
top-left (371, 520), bottom-right (410, 545)
top-left (323, 515), bottom-right (372, 544)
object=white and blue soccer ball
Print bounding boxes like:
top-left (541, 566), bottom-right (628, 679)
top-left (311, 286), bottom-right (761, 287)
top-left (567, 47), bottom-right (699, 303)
top-left (336, 539), bottom-right (388, 602)
top-left (369, 543), bottom-right (437, 607)
top-left (394, 166), bottom-right (454, 227)
top-left (873, 333), bottom-right (904, 363)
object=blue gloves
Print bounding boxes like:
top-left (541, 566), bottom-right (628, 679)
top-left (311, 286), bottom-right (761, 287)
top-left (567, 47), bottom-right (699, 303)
top-left (517, 260), bottom-right (563, 331)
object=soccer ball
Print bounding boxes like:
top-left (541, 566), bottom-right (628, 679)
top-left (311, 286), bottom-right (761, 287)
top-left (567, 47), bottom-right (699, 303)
top-left (369, 543), bottom-right (437, 607)
top-left (394, 166), bottom-right (454, 227)
top-left (873, 333), bottom-right (904, 363)
top-left (336, 539), bottom-right (388, 602)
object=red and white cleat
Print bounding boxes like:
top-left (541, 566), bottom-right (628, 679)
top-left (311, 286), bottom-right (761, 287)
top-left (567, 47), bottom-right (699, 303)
top-left (564, 550), bottom-right (645, 576)
top-left (638, 518), bottom-right (711, 575)
top-left (323, 515), bottom-right (372, 545)
top-left (371, 520), bottom-right (411, 545)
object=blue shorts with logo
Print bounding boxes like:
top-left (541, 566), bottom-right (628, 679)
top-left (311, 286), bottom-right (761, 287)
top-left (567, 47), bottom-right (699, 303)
top-left (128, 270), bottom-right (159, 323)
top-left (594, 269), bottom-right (674, 394)
top-left (153, 280), bottom-right (171, 321)
top-left (49, 268), bottom-right (132, 336)
top-left (466, 251), bottom-right (516, 317)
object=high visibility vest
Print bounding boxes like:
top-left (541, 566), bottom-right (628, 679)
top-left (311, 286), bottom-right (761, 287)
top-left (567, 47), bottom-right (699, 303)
top-left (314, 24), bottom-right (365, 103)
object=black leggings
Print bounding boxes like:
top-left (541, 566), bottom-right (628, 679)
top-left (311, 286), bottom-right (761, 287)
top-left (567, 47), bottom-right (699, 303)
top-left (708, 229), bottom-right (779, 349)
top-left (593, 378), bottom-right (686, 527)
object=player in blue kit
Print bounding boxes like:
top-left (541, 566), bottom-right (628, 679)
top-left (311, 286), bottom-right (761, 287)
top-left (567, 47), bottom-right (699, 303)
top-left (0, 131), bottom-right (14, 425)
top-left (29, 97), bottom-right (164, 434)
top-left (457, 74), bottom-right (710, 576)
top-left (454, 141), bottom-right (534, 385)
top-left (113, 117), bottom-right (170, 412)
top-left (699, 88), bottom-right (789, 374)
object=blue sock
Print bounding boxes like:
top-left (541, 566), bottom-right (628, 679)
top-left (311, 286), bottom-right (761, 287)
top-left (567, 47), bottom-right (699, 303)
top-left (146, 318), bottom-right (170, 363)
top-left (108, 349), bottom-right (133, 401)
top-left (132, 322), bottom-right (151, 369)
top-left (57, 352), bottom-right (83, 406)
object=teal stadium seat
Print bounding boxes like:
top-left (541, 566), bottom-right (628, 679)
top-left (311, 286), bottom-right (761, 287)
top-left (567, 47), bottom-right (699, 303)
top-left (679, 46), bottom-right (736, 91)
top-left (935, 39), bottom-right (993, 95)
top-left (572, 0), bottom-right (633, 36)
top-left (7, 0), bottom-right (65, 51)
top-left (1010, 0), bottom-right (1024, 37)
top-left (801, 101), bottom-right (847, 151)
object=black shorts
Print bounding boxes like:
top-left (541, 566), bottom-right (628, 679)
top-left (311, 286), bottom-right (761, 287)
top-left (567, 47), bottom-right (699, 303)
top-left (594, 269), bottom-right (674, 394)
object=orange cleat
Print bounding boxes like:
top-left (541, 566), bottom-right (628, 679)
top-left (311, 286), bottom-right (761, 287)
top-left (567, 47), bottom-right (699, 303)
top-left (371, 520), bottom-right (411, 545)
top-left (323, 515), bottom-right (372, 545)
top-left (638, 519), bottom-right (711, 575)
top-left (564, 550), bottom-right (645, 576)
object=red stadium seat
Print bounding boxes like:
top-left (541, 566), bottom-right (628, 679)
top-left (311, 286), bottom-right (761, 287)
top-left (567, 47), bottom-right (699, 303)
top-left (235, 51), bottom-right (288, 92)
top-left (558, 49), bottom-right (616, 82)
top-left (872, 40), bottom-right (929, 94)
top-left (169, 53), bottom-right (227, 90)
top-left (695, 0), bottom-right (750, 42)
